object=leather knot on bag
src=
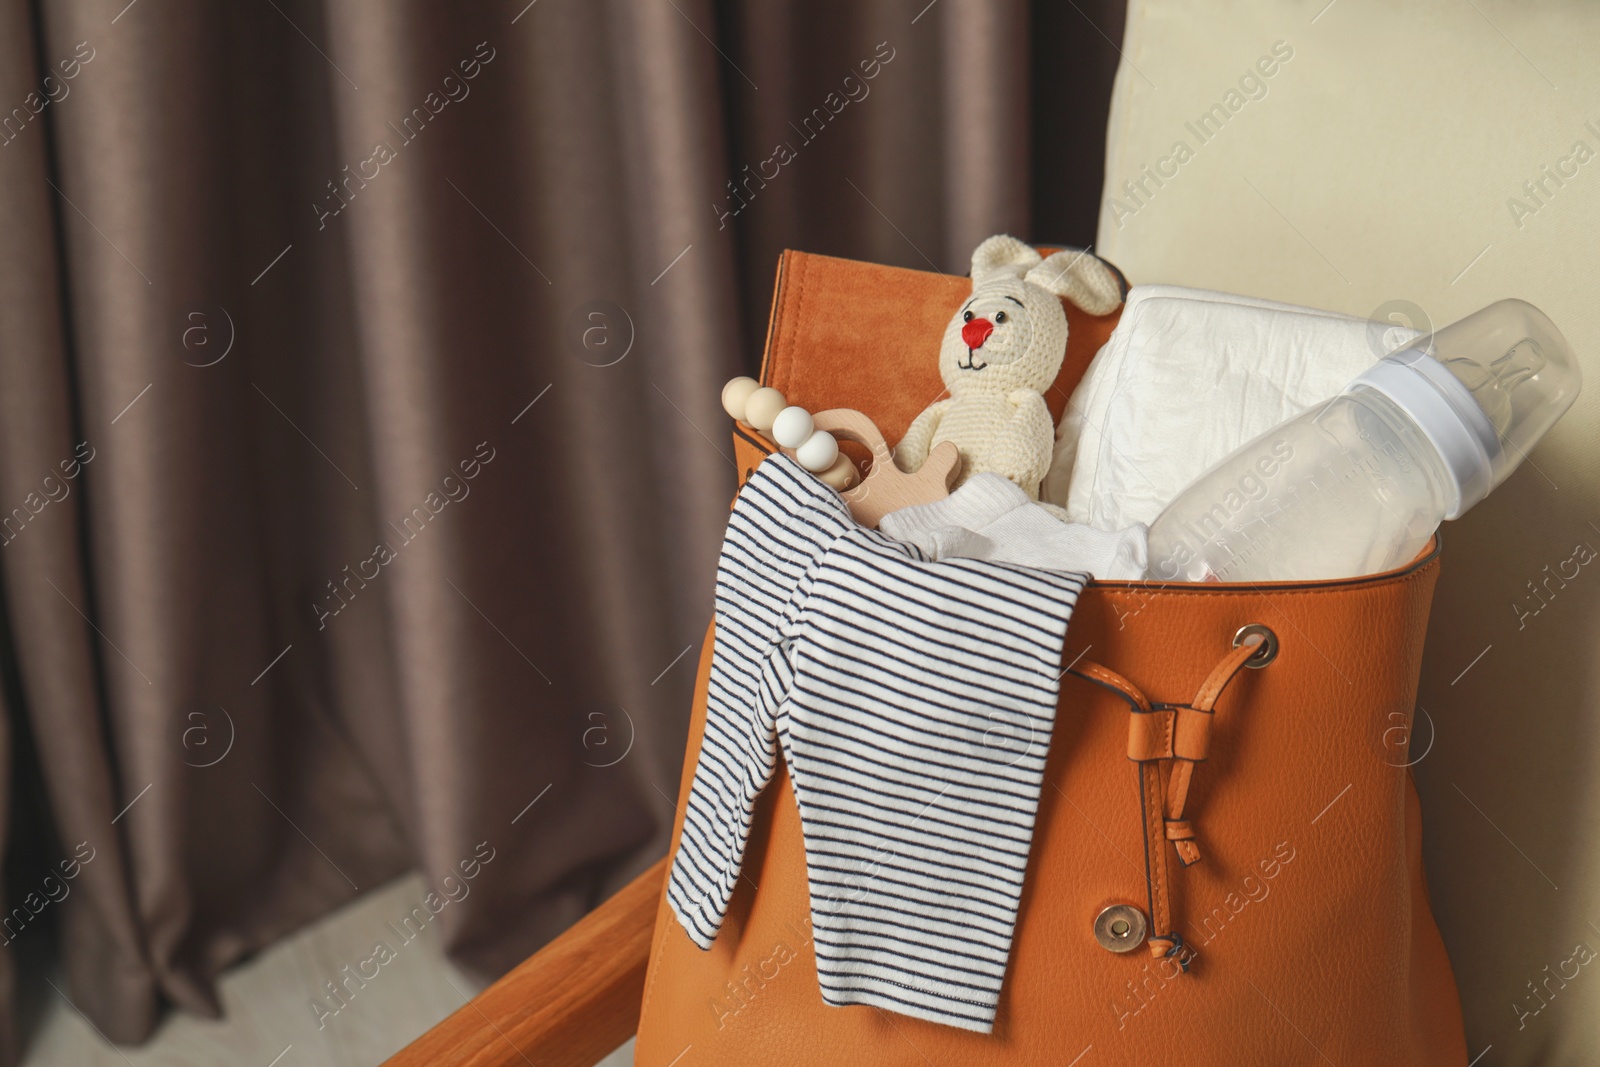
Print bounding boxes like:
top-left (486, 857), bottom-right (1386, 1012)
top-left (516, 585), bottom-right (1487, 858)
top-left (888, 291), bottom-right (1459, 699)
top-left (1070, 635), bottom-right (1270, 968)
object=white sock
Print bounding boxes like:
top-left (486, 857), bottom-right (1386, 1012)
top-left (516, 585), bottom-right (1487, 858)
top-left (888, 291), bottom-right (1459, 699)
top-left (880, 473), bottom-right (1148, 580)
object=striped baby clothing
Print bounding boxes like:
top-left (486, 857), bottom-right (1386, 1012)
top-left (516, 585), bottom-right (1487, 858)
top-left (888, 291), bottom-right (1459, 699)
top-left (667, 455), bottom-right (1085, 1032)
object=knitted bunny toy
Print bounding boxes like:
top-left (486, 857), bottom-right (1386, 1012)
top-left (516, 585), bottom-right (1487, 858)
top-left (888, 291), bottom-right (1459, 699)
top-left (895, 236), bottom-right (1123, 504)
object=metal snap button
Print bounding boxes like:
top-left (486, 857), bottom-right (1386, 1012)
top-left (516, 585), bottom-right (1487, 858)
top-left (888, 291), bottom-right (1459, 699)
top-left (1232, 623), bottom-right (1278, 668)
top-left (1094, 904), bottom-right (1148, 953)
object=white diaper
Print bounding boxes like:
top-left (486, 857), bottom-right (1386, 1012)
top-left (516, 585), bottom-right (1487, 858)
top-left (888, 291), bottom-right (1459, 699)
top-left (1045, 285), bottom-right (1418, 531)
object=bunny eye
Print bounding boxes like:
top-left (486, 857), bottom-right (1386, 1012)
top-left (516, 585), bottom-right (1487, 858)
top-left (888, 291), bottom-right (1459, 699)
top-left (962, 310), bottom-right (974, 323)
top-left (994, 311), bottom-right (1008, 324)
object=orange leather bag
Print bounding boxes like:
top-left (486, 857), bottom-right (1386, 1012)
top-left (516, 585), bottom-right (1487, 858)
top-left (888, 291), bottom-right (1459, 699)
top-left (635, 251), bottom-right (1468, 1066)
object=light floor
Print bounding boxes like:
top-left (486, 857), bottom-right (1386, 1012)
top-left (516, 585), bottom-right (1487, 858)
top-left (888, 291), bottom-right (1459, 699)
top-left (18, 871), bottom-right (634, 1066)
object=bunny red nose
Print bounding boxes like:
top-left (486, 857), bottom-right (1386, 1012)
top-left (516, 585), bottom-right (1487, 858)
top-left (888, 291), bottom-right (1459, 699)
top-left (961, 317), bottom-right (995, 349)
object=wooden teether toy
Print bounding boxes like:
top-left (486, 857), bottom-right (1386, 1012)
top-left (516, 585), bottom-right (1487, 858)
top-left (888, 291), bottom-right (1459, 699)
top-left (722, 377), bottom-right (846, 481)
top-left (810, 409), bottom-right (959, 528)
top-left (721, 377), bottom-right (959, 526)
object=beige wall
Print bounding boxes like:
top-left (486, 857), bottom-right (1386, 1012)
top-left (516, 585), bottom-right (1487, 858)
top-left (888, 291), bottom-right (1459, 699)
top-left (1098, 1), bottom-right (1600, 1058)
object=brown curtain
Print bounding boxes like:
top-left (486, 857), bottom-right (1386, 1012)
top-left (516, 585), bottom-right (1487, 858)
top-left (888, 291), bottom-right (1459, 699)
top-left (0, 0), bottom-right (1122, 1058)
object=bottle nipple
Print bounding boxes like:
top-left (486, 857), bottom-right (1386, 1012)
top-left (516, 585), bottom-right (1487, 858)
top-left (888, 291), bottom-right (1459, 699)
top-left (1437, 337), bottom-right (1546, 436)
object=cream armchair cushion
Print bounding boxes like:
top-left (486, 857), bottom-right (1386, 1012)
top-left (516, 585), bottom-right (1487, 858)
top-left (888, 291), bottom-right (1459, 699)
top-left (1098, 0), bottom-right (1600, 1059)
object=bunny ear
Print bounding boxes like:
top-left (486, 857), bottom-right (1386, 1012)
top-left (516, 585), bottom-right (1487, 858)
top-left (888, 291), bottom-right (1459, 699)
top-left (970, 235), bottom-right (1041, 286)
top-left (1024, 249), bottom-right (1123, 315)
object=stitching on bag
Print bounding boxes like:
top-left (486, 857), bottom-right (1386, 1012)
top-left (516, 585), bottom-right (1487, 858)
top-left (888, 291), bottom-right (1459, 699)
top-left (1131, 710), bottom-right (1172, 760)
top-left (780, 254), bottom-right (809, 399)
top-left (1133, 762), bottom-right (1157, 923)
top-left (758, 253), bottom-right (789, 388)
top-left (1092, 559), bottom-right (1438, 604)
top-left (1146, 765), bottom-right (1166, 930)
top-left (1145, 767), bottom-right (1171, 934)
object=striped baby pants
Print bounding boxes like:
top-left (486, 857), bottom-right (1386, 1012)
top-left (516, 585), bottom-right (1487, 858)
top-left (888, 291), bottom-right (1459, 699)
top-left (667, 456), bottom-right (1084, 1032)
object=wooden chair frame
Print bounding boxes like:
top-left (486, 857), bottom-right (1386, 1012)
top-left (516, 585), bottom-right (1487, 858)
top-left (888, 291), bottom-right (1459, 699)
top-left (383, 859), bottom-right (664, 1067)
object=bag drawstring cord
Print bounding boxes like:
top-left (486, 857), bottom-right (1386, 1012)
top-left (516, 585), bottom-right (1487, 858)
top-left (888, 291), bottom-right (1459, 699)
top-left (1069, 635), bottom-right (1269, 970)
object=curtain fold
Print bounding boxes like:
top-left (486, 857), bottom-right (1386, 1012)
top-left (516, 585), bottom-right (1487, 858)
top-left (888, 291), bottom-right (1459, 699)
top-left (0, 1), bottom-right (1115, 1058)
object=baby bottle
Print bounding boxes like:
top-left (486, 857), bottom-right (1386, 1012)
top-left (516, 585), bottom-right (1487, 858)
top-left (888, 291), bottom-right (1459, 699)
top-left (1145, 299), bottom-right (1581, 582)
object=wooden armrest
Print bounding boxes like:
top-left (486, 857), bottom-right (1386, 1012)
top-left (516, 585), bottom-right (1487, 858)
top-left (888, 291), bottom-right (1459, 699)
top-left (384, 857), bottom-right (666, 1067)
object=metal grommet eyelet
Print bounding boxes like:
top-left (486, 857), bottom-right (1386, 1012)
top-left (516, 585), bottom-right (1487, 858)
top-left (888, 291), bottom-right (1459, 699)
top-left (1094, 903), bottom-right (1148, 953)
top-left (1232, 623), bottom-right (1278, 669)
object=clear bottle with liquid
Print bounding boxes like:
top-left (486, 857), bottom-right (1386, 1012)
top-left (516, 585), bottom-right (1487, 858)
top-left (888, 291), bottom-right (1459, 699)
top-left (1145, 299), bottom-right (1581, 582)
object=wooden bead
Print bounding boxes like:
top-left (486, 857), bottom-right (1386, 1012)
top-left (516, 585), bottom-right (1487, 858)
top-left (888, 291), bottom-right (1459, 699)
top-left (743, 387), bottom-right (787, 431)
top-left (771, 406), bottom-right (814, 449)
top-left (721, 377), bottom-right (759, 421)
top-left (817, 454), bottom-right (859, 490)
top-left (795, 429), bottom-right (839, 472)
